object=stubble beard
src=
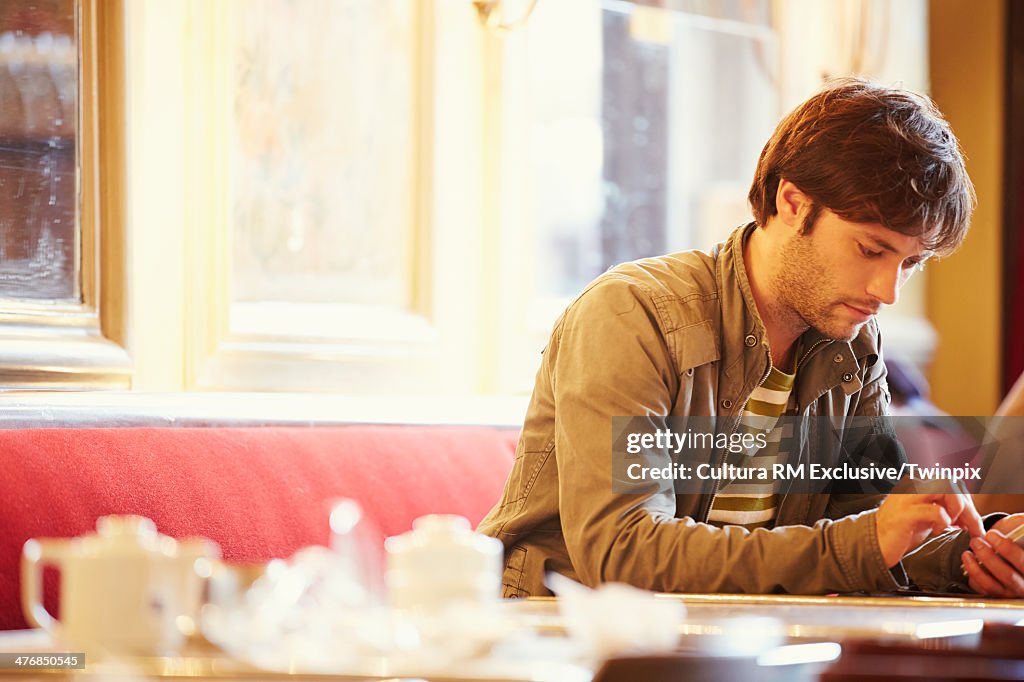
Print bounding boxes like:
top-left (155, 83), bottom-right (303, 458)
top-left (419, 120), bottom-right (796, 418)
top-left (772, 233), bottom-right (862, 343)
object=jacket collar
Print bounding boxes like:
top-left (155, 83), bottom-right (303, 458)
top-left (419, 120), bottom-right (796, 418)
top-left (714, 223), bottom-right (770, 394)
top-left (713, 223), bottom-right (882, 412)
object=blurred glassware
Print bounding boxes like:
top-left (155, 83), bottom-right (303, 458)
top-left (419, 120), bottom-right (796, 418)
top-left (545, 571), bottom-right (685, 662)
top-left (203, 508), bottom-right (526, 673)
top-left (202, 498), bottom-right (403, 669)
top-left (330, 497), bottom-right (385, 604)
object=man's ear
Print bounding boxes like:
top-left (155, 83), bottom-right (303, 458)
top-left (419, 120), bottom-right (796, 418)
top-left (775, 178), bottom-right (812, 229)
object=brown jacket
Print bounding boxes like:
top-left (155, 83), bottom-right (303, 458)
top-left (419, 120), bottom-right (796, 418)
top-left (479, 224), bottom-right (972, 597)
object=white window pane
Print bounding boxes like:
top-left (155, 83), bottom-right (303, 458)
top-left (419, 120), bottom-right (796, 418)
top-left (525, 0), bottom-right (777, 299)
top-left (229, 0), bottom-right (414, 309)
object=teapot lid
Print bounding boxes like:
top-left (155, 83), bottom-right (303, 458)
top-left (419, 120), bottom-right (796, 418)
top-left (80, 515), bottom-right (170, 555)
top-left (96, 515), bottom-right (158, 538)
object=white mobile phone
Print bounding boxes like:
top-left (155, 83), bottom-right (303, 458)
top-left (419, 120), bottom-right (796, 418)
top-left (961, 524), bottom-right (1024, 578)
top-left (1006, 523), bottom-right (1024, 547)
top-left (999, 522), bottom-right (1024, 544)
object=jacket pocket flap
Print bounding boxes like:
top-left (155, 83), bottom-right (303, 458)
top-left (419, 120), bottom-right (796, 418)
top-left (669, 319), bottom-right (719, 372)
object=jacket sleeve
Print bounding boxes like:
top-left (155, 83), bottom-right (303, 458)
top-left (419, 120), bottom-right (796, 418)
top-left (552, 277), bottom-right (902, 594)
top-left (843, 326), bottom-right (981, 593)
top-left (901, 517), bottom-right (1005, 593)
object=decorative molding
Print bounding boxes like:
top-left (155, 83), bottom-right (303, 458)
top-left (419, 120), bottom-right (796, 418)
top-left (0, 328), bottom-right (131, 389)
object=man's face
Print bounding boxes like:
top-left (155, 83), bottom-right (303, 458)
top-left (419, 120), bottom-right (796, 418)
top-left (772, 207), bottom-right (932, 342)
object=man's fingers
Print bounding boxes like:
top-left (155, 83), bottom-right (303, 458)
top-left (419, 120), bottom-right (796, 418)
top-left (878, 493), bottom-right (986, 567)
top-left (907, 493), bottom-right (983, 536)
top-left (969, 536), bottom-right (1024, 596)
top-left (987, 531), bottom-right (1024, 580)
top-left (919, 503), bottom-right (952, 536)
top-left (944, 493), bottom-right (985, 537)
top-left (962, 551), bottom-right (1012, 597)
top-left (962, 551), bottom-right (1000, 596)
top-left (897, 503), bottom-right (952, 548)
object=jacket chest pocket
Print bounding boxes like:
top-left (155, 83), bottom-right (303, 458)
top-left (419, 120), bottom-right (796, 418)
top-left (670, 319), bottom-right (719, 416)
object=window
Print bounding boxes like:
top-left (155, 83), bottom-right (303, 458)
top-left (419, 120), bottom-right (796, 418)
top-left (177, 0), bottom-right (486, 393)
top-left (229, 1), bottom-right (417, 327)
top-left (0, 0), bottom-right (129, 389)
top-left (0, 3), bottom-right (77, 301)
top-left (20, 0), bottom-right (928, 399)
top-left (491, 0), bottom-right (779, 392)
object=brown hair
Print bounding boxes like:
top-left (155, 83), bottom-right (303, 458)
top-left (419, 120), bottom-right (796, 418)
top-left (748, 78), bottom-right (975, 255)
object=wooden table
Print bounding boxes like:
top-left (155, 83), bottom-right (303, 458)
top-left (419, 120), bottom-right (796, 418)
top-left (1, 594), bottom-right (1023, 681)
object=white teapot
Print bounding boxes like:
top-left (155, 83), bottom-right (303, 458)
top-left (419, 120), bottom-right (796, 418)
top-left (21, 515), bottom-right (220, 656)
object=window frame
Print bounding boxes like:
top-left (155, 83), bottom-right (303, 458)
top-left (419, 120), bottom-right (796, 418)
top-left (175, 0), bottom-right (491, 394)
top-left (0, 0), bottom-right (131, 390)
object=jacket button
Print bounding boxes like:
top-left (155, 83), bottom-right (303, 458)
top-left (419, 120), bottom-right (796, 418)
top-left (744, 334), bottom-right (757, 347)
top-left (721, 398), bottom-right (734, 409)
top-left (686, 367), bottom-right (694, 377)
top-left (842, 372), bottom-right (854, 382)
top-left (834, 353), bottom-right (844, 363)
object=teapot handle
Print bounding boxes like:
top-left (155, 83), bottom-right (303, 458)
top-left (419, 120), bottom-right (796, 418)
top-left (21, 539), bottom-right (64, 631)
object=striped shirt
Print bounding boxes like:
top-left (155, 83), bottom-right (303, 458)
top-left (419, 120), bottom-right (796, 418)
top-left (707, 362), bottom-right (796, 530)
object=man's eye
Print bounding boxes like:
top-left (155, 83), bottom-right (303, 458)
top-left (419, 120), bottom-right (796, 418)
top-left (858, 244), bottom-right (883, 258)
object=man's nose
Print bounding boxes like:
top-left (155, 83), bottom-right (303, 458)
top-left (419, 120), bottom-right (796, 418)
top-left (866, 265), bottom-right (901, 306)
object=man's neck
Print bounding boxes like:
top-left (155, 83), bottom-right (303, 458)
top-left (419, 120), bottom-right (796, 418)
top-left (743, 227), bottom-right (807, 370)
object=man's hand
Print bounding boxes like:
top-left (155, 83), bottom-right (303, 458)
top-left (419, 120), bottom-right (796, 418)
top-left (961, 513), bottom-right (1024, 597)
top-left (875, 492), bottom-right (985, 568)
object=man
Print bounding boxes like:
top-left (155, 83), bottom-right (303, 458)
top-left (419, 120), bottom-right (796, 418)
top-left (479, 78), bottom-right (1024, 597)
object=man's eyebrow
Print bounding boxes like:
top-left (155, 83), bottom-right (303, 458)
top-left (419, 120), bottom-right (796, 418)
top-left (866, 236), bottom-right (900, 254)
top-left (867, 236), bottom-right (933, 259)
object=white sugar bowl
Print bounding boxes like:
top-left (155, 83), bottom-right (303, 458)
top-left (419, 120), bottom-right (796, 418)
top-left (385, 515), bottom-right (503, 611)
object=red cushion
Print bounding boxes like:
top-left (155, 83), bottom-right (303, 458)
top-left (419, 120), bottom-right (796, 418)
top-left (0, 425), bottom-right (516, 630)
